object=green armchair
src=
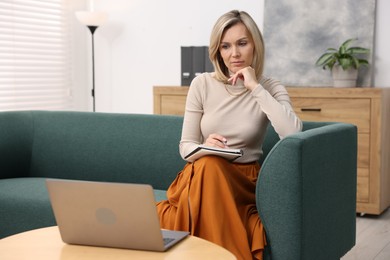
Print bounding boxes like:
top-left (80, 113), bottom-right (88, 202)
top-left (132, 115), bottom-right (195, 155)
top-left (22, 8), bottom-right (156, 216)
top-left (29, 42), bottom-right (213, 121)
top-left (258, 122), bottom-right (357, 260)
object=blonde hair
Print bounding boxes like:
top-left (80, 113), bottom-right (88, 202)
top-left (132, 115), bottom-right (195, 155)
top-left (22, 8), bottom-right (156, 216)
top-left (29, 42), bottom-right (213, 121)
top-left (209, 10), bottom-right (265, 83)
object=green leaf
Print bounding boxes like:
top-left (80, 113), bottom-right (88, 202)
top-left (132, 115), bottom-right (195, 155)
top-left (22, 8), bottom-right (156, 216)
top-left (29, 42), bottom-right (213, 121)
top-left (315, 53), bottom-right (334, 66)
top-left (349, 47), bottom-right (370, 54)
top-left (351, 56), bottom-right (359, 69)
top-left (326, 48), bottom-right (338, 52)
top-left (339, 58), bottom-right (352, 70)
top-left (341, 38), bottom-right (357, 49)
top-left (339, 44), bottom-right (346, 55)
top-left (358, 59), bottom-right (369, 67)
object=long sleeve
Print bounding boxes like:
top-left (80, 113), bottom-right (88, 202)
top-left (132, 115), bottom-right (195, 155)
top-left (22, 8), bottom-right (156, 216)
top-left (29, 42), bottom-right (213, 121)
top-left (179, 78), bottom-right (205, 162)
top-left (251, 77), bottom-right (302, 139)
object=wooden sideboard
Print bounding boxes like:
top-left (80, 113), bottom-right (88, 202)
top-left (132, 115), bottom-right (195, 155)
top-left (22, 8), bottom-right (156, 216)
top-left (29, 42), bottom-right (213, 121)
top-left (154, 87), bottom-right (189, 115)
top-left (153, 86), bottom-right (390, 215)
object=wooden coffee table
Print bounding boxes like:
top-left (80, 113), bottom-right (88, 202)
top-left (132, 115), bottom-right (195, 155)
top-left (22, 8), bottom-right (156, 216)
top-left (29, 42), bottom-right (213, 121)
top-left (0, 226), bottom-right (236, 259)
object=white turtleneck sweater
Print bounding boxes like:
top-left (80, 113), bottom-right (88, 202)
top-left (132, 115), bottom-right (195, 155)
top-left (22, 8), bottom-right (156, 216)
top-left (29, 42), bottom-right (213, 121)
top-left (180, 72), bottom-right (302, 163)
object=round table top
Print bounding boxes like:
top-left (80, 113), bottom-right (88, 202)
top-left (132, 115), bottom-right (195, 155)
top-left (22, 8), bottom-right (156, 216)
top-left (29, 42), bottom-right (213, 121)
top-left (0, 226), bottom-right (236, 260)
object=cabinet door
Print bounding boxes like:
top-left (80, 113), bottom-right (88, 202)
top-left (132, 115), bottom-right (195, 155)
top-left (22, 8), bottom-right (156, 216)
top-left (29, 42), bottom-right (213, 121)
top-left (160, 95), bottom-right (187, 115)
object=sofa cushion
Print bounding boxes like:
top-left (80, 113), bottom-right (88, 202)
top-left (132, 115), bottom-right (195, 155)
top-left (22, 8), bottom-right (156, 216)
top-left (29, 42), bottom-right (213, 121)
top-left (0, 178), bottom-right (56, 238)
top-left (0, 177), bottom-right (168, 239)
top-left (154, 189), bottom-right (168, 202)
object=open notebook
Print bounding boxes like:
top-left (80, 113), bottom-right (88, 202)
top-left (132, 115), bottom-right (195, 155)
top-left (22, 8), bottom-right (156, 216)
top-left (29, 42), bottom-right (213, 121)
top-left (185, 144), bottom-right (243, 161)
top-left (46, 179), bottom-right (189, 251)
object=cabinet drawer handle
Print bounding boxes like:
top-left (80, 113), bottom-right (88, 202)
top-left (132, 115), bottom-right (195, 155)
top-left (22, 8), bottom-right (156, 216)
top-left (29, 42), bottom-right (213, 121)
top-left (301, 108), bottom-right (322, 112)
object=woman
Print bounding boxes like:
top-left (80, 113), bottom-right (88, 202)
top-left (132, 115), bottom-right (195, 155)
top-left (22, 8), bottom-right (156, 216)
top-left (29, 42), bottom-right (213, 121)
top-left (157, 10), bottom-right (302, 260)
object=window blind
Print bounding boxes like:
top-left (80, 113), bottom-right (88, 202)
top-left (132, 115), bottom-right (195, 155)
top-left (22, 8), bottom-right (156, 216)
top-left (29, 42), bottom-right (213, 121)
top-left (0, 0), bottom-right (73, 111)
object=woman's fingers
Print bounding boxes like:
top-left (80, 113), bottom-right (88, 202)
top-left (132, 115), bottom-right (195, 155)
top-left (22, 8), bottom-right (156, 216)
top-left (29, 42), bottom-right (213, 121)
top-left (206, 134), bottom-right (228, 148)
top-left (228, 67), bottom-right (258, 90)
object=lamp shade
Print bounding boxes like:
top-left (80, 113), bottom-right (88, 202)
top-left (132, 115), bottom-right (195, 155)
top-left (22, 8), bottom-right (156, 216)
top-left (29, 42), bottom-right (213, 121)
top-left (75, 11), bottom-right (108, 26)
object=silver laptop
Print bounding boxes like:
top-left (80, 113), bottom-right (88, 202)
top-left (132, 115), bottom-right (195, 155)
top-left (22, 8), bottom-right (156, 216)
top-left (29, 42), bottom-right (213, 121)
top-left (46, 179), bottom-right (189, 251)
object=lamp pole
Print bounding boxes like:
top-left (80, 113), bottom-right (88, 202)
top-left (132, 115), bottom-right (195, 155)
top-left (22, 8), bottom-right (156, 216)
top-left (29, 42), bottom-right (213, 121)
top-left (75, 11), bottom-right (107, 112)
top-left (87, 26), bottom-right (98, 112)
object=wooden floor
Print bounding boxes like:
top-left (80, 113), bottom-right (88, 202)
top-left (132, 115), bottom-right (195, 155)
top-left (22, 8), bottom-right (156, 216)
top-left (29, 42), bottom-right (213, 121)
top-left (341, 208), bottom-right (390, 260)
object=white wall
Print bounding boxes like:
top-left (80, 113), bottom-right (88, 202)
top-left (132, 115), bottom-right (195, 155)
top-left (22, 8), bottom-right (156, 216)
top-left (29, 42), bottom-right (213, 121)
top-left (69, 1), bottom-right (89, 111)
top-left (73, 0), bottom-right (390, 113)
top-left (77, 0), bottom-right (263, 113)
top-left (374, 0), bottom-right (390, 87)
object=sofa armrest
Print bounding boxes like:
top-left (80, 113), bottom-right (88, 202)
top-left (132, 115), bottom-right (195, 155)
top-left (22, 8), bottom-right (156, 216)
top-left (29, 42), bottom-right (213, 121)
top-left (256, 123), bottom-right (357, 260)
top-left (0, 112), bottom-right (34, 179)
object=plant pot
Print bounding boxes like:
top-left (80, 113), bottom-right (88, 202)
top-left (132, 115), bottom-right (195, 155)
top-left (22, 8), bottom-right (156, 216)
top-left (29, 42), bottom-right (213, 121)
top-left (331, 65), bottom-right (358, 88)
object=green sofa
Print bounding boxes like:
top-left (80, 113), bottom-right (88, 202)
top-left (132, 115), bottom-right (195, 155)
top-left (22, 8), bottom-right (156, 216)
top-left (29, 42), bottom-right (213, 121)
top-left (0, 111), bottom-right (357, 260)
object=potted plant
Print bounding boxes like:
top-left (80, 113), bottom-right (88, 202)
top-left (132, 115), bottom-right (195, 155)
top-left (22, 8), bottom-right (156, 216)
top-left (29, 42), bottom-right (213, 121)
top-left (315, 38), bottom-right (370, 87)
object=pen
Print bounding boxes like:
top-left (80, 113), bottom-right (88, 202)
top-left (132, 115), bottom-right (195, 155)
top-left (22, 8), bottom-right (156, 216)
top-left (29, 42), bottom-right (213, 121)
top-left (223, 139), bottom-right (228, 148)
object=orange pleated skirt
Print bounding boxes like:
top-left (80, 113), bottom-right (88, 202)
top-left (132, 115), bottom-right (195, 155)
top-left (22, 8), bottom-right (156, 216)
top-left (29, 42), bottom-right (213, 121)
top-left (156, 155), bottom-right (266, 260)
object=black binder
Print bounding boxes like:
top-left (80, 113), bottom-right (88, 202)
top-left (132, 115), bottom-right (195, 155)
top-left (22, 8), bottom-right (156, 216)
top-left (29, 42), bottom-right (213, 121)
top-left (181, 46), bottom-right (213, 86)
top-left (181, 46), bottom-right (193, 86)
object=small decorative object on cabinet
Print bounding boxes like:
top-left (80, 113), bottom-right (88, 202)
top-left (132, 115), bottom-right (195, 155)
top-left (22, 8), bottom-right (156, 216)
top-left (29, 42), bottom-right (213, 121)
top-left (315, 38), bottom-right (370, 88)
top-left (153, 86), bottom-right (390, 215)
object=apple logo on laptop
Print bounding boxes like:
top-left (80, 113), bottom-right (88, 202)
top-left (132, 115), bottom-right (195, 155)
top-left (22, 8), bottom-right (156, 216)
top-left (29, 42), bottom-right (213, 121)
top-left (95, 207), bottom-right (117, 225)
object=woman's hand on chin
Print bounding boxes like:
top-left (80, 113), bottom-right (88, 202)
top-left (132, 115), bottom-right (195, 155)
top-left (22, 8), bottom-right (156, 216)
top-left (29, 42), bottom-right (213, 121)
top-left (228, 66), bottom-right (258, 91)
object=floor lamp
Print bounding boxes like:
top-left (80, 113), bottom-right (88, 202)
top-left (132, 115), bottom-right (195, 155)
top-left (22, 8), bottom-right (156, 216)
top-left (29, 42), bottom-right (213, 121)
top-left (75, 11), bottom-right (107, 112)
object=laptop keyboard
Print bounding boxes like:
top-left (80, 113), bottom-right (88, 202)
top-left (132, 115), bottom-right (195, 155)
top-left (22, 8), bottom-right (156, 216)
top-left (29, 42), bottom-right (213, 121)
top-left (163, 237), bottom-right (175, 246)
